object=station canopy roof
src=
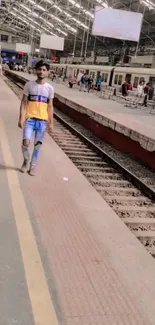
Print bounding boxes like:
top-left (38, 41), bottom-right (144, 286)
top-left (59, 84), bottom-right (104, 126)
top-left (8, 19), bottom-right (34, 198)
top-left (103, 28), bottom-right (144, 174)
top-left (1, 0), bottom-right (155, 54)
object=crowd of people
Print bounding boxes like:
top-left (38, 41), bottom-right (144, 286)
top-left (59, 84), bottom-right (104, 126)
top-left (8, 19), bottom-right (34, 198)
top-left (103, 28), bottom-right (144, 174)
top-left (49, 70), bottom-right (155, 107)
top-left (14, 63), bottom-right (27, 72)
top-left (68, 72), bottom-right (104, 93)
top-left (0, 61), bottom-right (28, 73)
top-left (121, 80), bottom-right (154, 107)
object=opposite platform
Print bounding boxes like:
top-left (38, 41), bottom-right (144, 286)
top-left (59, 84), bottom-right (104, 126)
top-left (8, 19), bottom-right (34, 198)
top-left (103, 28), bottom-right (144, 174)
top-left (1, 76), bottom-right (155, 325)
top-left (7, 70), bottom-right (155, 169)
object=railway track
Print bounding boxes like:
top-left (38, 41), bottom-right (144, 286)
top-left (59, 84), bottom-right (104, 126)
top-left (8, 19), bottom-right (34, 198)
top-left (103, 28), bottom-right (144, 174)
top-left (5, 73), bottom-right (155, 258)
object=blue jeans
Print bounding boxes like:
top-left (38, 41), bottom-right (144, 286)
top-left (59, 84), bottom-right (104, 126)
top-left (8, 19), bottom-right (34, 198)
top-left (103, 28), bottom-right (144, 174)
top-left (22, 118), bottom-right (47, 167)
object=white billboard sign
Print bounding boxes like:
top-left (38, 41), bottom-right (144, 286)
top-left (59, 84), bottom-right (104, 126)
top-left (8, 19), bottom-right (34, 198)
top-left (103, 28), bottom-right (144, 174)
top-left (16, 43), bottom-right (31, 53)
top-left (92, 7), bottom-right (143, 42)
top-left (40, 34), bottom-right (64, 51)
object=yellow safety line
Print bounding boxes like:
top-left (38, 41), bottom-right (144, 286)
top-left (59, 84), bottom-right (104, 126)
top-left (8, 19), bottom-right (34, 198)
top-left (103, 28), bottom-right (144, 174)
top-left (0, 118), bottom-right (59, 325)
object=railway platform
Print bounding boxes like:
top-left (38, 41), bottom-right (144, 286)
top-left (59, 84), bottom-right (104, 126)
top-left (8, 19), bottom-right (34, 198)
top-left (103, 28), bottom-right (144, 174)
top-left (6, 70), bottom-right (155, 169)
top-left (1, 76), bottom-right (155, 325)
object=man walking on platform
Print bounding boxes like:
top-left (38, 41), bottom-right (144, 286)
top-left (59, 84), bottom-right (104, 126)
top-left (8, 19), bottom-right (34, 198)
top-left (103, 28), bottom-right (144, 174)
top-left (18, 60), bottom-right (54, 176)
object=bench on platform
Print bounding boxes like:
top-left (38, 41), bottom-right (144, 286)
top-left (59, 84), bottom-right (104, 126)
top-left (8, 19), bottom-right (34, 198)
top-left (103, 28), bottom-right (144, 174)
top-left (100, 86), bottom-right (115, 99)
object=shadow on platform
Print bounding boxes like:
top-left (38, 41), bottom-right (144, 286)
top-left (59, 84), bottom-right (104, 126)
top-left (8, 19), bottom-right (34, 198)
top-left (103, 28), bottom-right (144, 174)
top-left (0, 164), bottom-right (20, 172)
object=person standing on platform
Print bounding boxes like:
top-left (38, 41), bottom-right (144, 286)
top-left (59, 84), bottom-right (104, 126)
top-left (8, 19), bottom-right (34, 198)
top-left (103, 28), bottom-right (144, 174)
top-left (143, 82), bottom-right (150, 107)
top-left (79, 73), bottom-right (86, 91)
top-left (18, 64), bottom-right (22, 72)
top-left (96, 74), bottom-right (103, 91)
top-left (18, 60), bottom-right (54, 176)
top-left (137, 81), bottom-right (144, 97)
top-left (127, 81), bottom-right (133, 91)
top-left (121, 80), bottom-right (128, 97)
top-left (87, 74), bottom-right (93, 93)
top-left (148, 84), bottom-right (154, 100)
top-left (15, 63), bottom-right (18, 71)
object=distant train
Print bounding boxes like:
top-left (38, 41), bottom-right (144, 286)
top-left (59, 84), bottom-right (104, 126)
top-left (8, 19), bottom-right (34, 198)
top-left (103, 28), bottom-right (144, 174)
top-left (50, 63), bottom-right (155, 89)
top-left (1, 49), bottom-right (28, 67)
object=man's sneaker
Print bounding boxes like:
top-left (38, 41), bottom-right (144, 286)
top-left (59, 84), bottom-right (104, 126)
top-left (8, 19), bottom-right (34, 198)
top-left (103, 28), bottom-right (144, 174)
top-left (21, 159), bottom-right (29, 173)
top-left (28, 165), bottom-right (36, 176)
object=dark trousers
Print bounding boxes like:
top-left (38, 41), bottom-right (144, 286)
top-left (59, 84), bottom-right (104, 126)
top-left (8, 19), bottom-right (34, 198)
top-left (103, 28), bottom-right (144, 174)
top-left (143, 94), bottom-right (148, 107)
top-left (69, 82), bottom-right (73, 88)
top-left (88, 83), bottom-right (92, 92)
